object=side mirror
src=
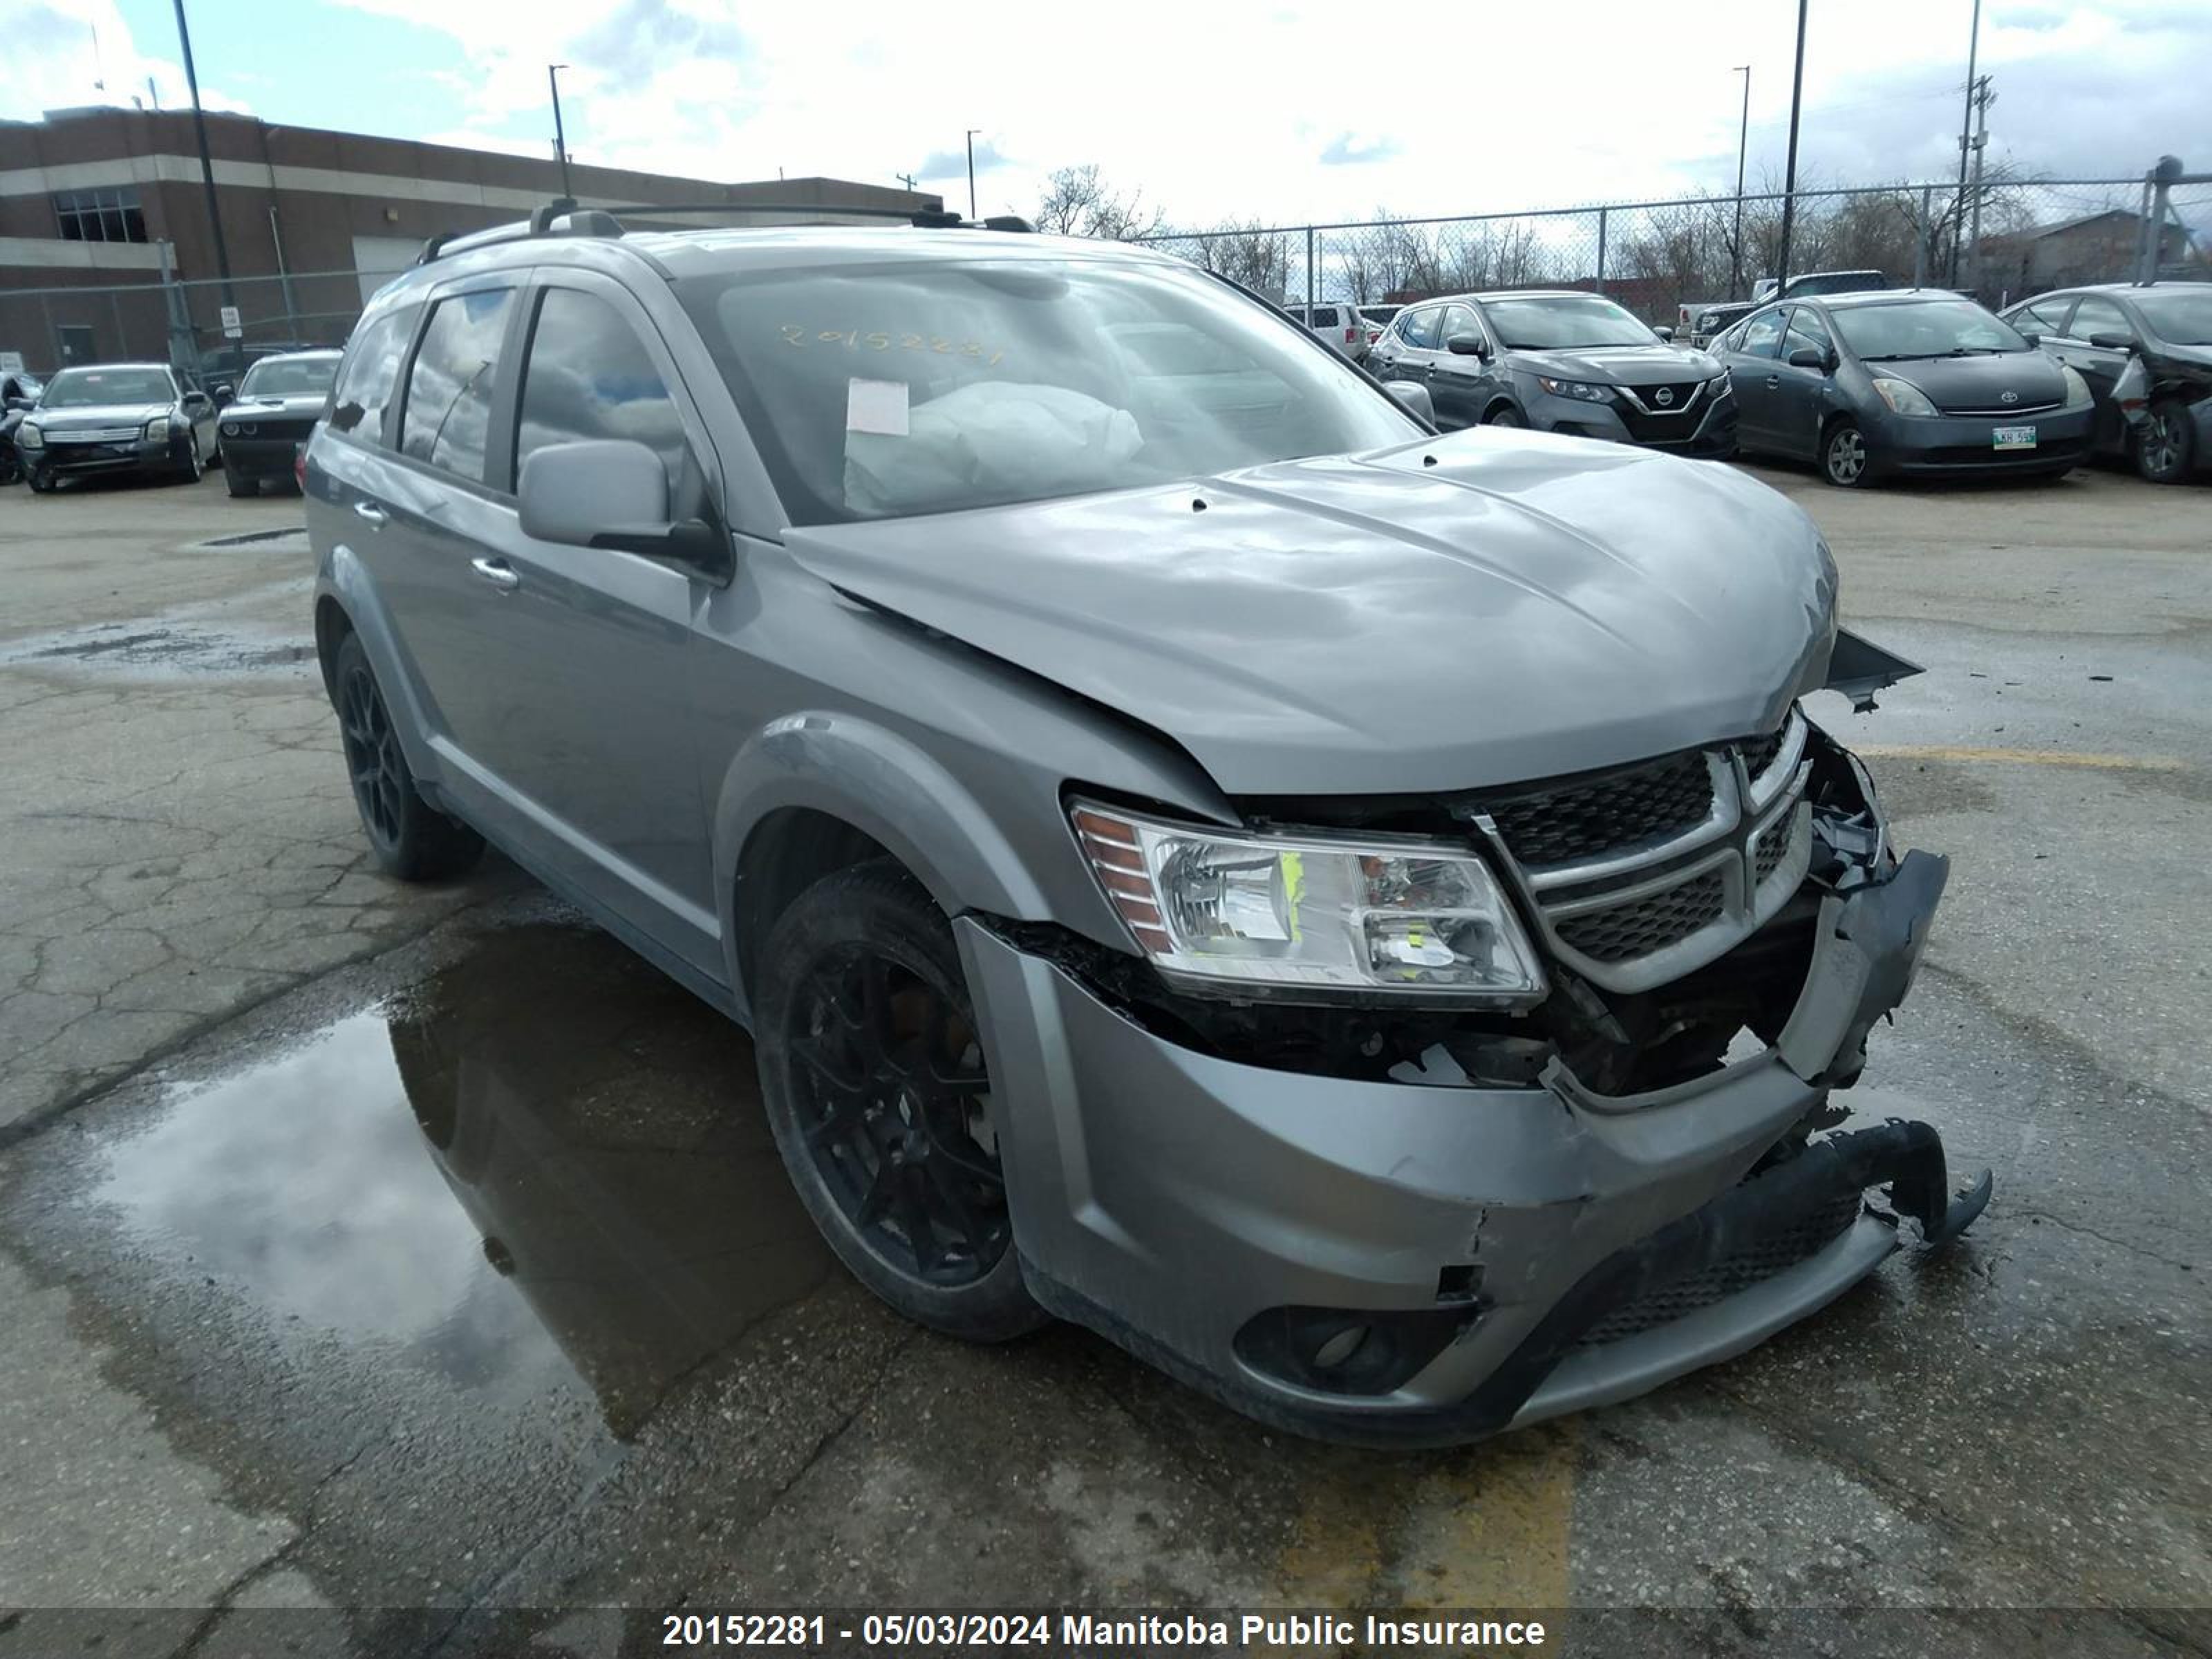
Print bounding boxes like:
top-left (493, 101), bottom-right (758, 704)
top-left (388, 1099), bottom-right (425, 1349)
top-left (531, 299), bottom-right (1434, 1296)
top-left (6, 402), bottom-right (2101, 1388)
top-left (1652, 324), bottom-right (1676, 341)
top-left (518, 439), bottom-right (723, 569)
top-left (182, 389), bottom-right (210, 409)
top-left (2088, 331), bottom-right (2134, 352)
top-left (1382, 380), bottom-right (1435, 425)
top-left (211, 382), bottom-right (235, 404)
top-left (3, 395), bottom-right (28, 413)
top-left (2016, 330), bottom-right (2041, 348)
top-left (1786, 346), bottom-right (1830, 371)
top-left (1445, 333), bottom-right (1488, 357)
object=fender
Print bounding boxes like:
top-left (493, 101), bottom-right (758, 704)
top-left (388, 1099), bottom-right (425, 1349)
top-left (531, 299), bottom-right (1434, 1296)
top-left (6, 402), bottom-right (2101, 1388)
top-left (710, 709), bottom-right (1065, 1013)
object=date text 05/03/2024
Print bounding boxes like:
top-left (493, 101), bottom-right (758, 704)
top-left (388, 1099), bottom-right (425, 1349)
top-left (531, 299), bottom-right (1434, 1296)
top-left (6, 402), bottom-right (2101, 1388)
top-left (659, 1612), bottom-right (1550, 1649)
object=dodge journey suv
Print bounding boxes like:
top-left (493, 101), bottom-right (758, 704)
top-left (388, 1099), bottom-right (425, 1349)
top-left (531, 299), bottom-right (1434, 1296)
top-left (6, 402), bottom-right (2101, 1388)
top-left (307, 209), bottom-right (1989, 1445)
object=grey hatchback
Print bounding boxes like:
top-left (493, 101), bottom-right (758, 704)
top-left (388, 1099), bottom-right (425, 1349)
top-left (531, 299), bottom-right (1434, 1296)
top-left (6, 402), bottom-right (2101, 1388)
top-left (308, 210), bottom-right (1988, 1445)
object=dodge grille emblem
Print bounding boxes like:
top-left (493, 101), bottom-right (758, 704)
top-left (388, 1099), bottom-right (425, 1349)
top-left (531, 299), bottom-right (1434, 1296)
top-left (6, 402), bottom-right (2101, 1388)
top-left (1655, 386), bottom-right (1675, 406)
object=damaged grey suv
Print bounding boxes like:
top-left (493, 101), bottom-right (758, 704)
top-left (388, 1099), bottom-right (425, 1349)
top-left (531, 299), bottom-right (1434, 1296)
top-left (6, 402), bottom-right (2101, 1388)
top-left (307, 210), bottom-right (1989, 1446)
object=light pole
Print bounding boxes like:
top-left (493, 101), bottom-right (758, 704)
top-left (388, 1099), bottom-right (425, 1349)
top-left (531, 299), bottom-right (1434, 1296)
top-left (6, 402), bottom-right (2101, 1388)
top-left (1949, 0), bottom-right (1983, 283)
top-left (1730, 64), bottom-right (1751, 300)
top-left (965, 129), bottom-right (981, 219)
top-left (169, 0), bottom-right (234, 320)
top-left (548, 64), bottom-right (574, 203)
top-left (1775, 0), bottom-right (1809, 292)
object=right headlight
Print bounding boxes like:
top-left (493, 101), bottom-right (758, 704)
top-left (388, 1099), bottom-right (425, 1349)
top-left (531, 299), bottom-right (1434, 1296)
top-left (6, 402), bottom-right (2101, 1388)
top-left (1871, 377), bottom-right (1938, 417)
top-left (1070, 803), bottom-right (1546, 1003)
top-left (16, 422), bottom-right (42, 450)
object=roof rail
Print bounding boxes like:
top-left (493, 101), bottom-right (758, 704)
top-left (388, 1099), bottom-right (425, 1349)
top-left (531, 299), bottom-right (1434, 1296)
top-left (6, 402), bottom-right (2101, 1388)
top-left (414, 199), bottom-right (1029, 270)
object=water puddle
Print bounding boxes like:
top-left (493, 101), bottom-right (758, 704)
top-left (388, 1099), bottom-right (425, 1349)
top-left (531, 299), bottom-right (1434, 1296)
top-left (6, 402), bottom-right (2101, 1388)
top-left (91, 923), bottom-right (832, 1435)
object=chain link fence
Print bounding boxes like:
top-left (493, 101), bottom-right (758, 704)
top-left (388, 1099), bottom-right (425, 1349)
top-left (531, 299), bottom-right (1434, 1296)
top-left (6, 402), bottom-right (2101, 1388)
top-left (2, 171), bottom-right (2205, 379)
top-left (1137, 172), bottom-right (2211, 326)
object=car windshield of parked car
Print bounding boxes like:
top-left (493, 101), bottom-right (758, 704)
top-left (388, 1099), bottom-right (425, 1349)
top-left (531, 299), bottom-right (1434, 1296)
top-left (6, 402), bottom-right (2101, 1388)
top-left (677, 256), bottom-right (1418, 525)
top-left (1833, 299), bottom-right (2029, 361)
top-left (38, 367), bottom-right (174, 408)
top-left (2133, 288), bottom-right (2212, 346)
top-left (1481, 295), bottom-right (1657, 350)
top-left (240, 357), bottom-right (338, 398)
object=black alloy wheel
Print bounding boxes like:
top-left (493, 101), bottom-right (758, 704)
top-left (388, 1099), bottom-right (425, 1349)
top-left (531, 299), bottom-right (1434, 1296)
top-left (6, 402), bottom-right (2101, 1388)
top-left (2136, 402), bottom-right (2195, 484)
top-left (787, 940), bottom-right (1009, 1286)
top-left (328, 632), bottom-right (484, 880)
top-left (339, 654), bottom-right (405, 854)
top-left (758, 861), bottom-right (1044, 1340)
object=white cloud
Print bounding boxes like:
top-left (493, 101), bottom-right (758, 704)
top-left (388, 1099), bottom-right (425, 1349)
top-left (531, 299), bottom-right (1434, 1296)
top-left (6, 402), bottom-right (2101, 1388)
top-left (7, 0), bottom-right (254, 120)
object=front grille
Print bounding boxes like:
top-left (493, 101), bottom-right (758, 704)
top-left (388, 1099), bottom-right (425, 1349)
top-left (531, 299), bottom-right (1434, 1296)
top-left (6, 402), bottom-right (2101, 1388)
top-left (1573, 1185), bottom-right (1863, 1350)
top-left (1487, 751), bottom-right (1715, 869)
top-left (1480, 708), bottom-right (1810, 984)
top-left (1942, 400), bottom-right (2061, 416)
top-left (48, 427), bottom-right (142, 444)
top-left (1753, 812), bottom-right (1796, 884)
top-left (1627, 382), bottom-right (1703, 413)
top-left (1555, 870), bottom-right (1726, 963)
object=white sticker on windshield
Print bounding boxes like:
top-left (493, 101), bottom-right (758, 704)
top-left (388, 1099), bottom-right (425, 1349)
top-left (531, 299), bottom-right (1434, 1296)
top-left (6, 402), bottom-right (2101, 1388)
top-left (846, 377), bottom-right (910, 437)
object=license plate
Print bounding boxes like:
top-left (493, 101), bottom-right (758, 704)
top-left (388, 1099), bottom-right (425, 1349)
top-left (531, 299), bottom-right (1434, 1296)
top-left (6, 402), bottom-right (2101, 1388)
top-left (1992, 425), bottom-right (2037, 450)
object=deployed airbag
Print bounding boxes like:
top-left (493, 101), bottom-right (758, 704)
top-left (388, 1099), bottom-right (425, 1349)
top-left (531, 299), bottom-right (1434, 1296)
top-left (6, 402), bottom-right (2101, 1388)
top-left (845, 382), bottom-right (1143, 517)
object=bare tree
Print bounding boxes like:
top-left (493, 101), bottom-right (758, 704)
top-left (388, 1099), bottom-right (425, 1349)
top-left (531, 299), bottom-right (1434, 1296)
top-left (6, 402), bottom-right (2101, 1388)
top-left (1033, 165), bottom-right (1166, 241)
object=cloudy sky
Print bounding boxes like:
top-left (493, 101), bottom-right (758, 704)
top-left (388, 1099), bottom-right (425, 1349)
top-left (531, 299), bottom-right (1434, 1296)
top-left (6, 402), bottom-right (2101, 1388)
top-left (10, 0), bottom-right (2207, 226)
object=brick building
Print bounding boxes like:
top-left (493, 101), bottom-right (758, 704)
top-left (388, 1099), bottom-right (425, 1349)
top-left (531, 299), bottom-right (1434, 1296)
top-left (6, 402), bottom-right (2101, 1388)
top-left (0, 105), bottom-right (941, 375)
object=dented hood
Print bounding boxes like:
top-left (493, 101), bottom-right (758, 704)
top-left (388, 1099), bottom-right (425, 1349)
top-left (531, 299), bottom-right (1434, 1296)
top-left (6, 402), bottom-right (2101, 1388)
top-left (782, 427), bottom-right (1844, 796)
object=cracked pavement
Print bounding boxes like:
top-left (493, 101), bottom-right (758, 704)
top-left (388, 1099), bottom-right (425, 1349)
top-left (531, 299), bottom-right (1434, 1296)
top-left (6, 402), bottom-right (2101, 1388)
top-left (0, 465), bottom-right (2206, 1656)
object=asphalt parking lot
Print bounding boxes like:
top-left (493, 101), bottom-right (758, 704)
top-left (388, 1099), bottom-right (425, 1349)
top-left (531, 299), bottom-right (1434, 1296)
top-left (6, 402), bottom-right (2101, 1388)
top-left (1, 459), bottom-right (2207, 1656)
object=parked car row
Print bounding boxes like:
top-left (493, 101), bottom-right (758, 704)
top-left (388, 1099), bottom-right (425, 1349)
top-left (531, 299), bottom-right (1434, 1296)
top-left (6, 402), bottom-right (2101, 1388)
top-left (1711, 281), bottom-right (2208, 486)
top-left (1, 348), bottom-right (337, 494)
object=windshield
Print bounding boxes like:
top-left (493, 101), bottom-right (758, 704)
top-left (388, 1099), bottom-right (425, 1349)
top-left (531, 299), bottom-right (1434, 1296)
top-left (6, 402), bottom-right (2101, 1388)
top-left (675, 257), bottom-right (1418, 525)
top-left (1482, 294), bottom-right (1656, 350)
top-left (39, 366), bottom-right (174, 408)
top-left (1833, 299), bottom-right (2027, 360)
top-left (2135, 288), bottom-right (2212, 346)
top-left (240, 357), bottom-right (338, 398)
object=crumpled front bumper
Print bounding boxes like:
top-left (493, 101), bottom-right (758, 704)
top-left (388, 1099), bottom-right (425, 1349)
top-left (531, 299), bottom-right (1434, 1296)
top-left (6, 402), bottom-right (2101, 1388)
top-left (958, 845), bottom-right (1987, 1447)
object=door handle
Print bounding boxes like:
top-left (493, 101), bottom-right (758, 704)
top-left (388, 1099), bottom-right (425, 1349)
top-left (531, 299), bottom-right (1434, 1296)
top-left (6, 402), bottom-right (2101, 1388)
top-left (352, 500), bottom-right (387, 525)
top-left (470, 556), bottom-right (521, 593)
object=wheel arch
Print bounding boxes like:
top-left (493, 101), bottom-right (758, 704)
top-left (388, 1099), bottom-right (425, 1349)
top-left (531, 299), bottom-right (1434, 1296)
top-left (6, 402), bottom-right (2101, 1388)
top-left (715, 713), bottom-right (1058, 1018)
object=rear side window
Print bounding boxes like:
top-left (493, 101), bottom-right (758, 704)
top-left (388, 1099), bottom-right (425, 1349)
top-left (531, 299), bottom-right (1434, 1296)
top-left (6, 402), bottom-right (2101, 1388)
top-left (400, 288), bottom-right (516, 482)
top-left (2067, 295), bottom-right (2131, 343)
top-left (514, 288), bottom-right (694, 495)
top-left (1400, 308), bottom-right (1442, 349)
top-left (328, 308), bottom-right (415, 439)
top-left (1309, 306), bottom-right (1339, 328)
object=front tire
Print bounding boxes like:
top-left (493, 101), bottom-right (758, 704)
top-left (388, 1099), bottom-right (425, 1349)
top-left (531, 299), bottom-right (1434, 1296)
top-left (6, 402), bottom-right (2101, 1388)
top-left (1483, 404), bottom-right (1524, 429)
top-left (27, 465), bottom-right (55, 493)
top-left (2136, 402), bottom-right (2196, 484)
top-left (174, 431), bottom-right (205, 484)
top-left (756, 860), bottom-right (1046, 1343)
top-left (331, 632), bottom-right (485, 881)
top-left (226, 469), bottom-right (259, 498)
top-left (1821, 420), bottom-right (1871, 487)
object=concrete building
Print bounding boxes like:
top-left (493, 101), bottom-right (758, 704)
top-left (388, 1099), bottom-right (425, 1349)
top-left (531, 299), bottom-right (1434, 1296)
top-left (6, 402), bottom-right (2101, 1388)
top-left (0, 105), bottom-right (942, 375)
top-left (1980, 208), bottom-right (2200, 302)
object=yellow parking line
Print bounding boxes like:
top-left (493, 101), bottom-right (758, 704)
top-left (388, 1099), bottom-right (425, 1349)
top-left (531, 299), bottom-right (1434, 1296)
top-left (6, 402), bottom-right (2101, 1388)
top-left (1855, 744), bottom-right (2185, 771)
top-left (1275, 1420), bottom-right (1577, 1611)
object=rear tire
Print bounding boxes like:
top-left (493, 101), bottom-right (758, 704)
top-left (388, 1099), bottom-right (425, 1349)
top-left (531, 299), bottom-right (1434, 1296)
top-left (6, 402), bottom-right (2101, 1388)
top-left (756, 859), bottom-right (1047, 1344)
top-left (1821, 420), bottom-right (1870, 487)
top-left (2136, 402), bottom-right (2195, 484)
top-left (330, 632), bottom-right (485, 881)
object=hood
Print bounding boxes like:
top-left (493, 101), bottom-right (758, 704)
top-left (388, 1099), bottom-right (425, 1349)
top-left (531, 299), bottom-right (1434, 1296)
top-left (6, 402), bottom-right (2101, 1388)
top-left (782, 428), bottom-right (1838, 797)
top-left (2147, 340), bottom-right (2212, 374)
top-left (1869, 350), bottom-right (2068, 412)
top-left (1506, 343), bottom-right (1721, 385)
top-left (32, 402), bottom-right (173, 428)
top-left (232, 393), bottom-right (329, 416)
